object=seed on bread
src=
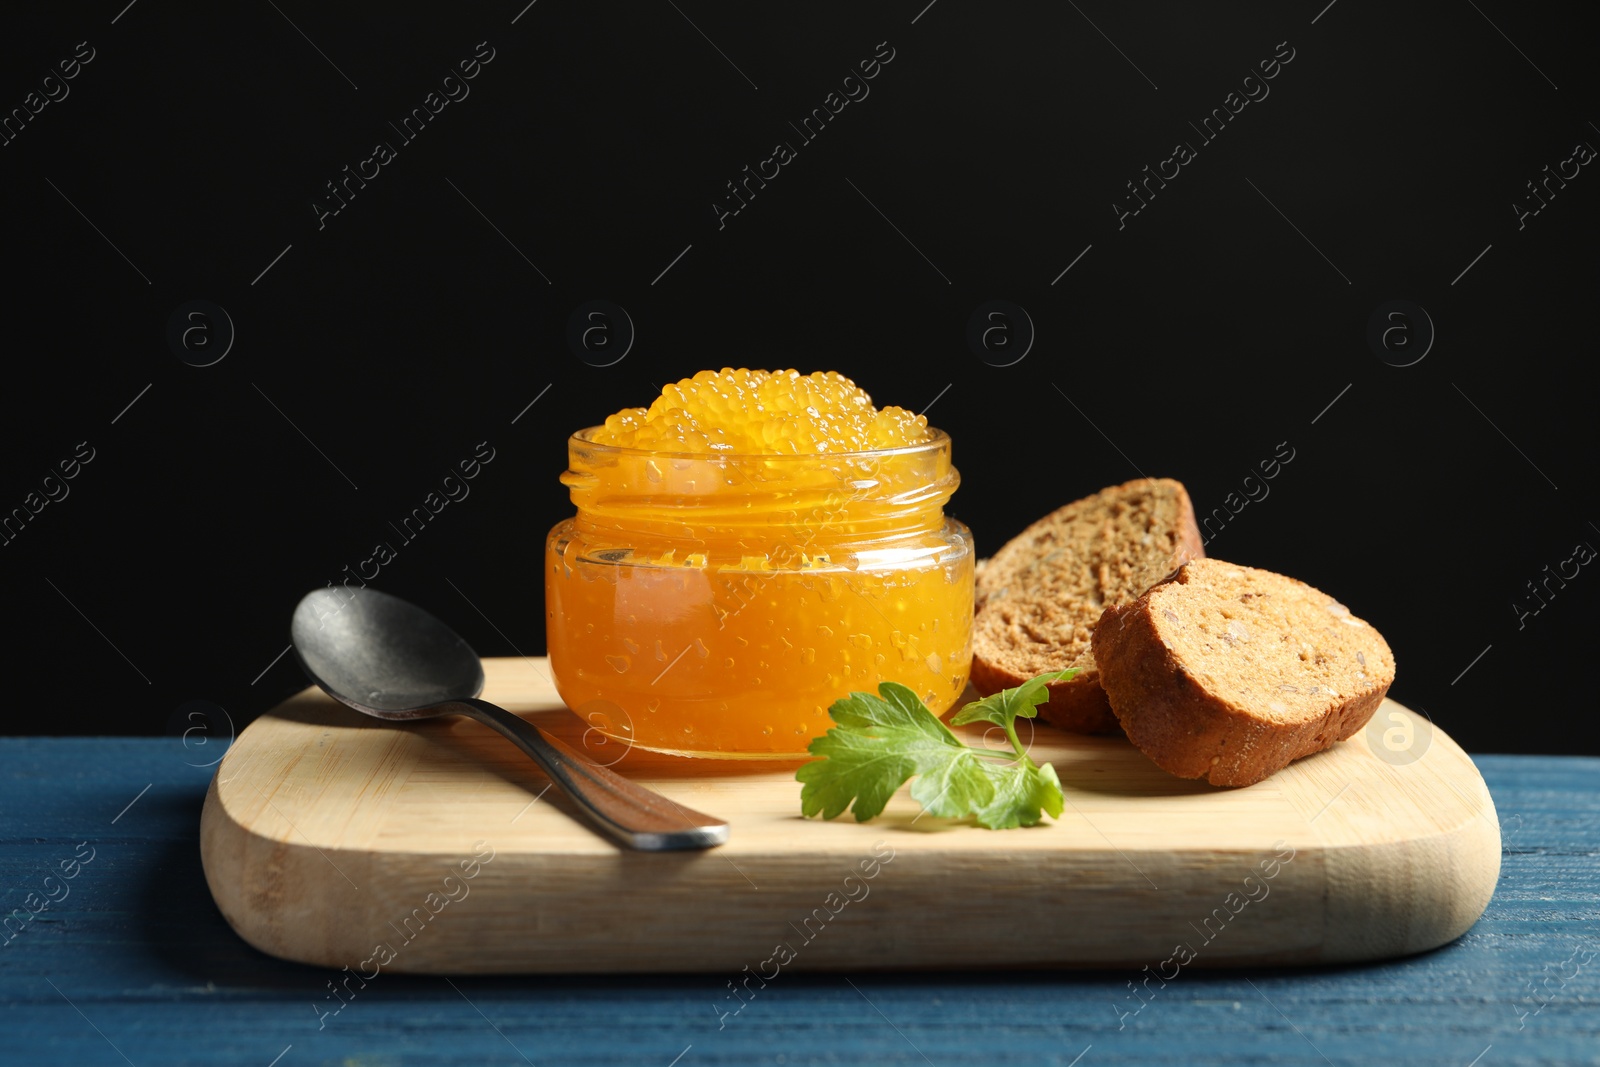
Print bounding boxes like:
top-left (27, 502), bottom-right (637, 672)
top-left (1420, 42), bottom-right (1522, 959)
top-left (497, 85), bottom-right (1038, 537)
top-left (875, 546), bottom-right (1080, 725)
top-left (970, 478), bottom-right (1204, 733)
top-left (1092, 559), bottom-right (1396, 786)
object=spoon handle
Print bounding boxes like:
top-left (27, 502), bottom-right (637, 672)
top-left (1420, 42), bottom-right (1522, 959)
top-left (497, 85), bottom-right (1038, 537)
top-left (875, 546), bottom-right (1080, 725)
top-left (452, 698), bottom-right (730, 851)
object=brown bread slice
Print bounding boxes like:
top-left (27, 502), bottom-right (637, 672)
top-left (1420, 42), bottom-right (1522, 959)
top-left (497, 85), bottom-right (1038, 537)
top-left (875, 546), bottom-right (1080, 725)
top-left (1092, 558), bottom-right (1396, 786)
top-left (970, 478), bottom-right (1204, 732)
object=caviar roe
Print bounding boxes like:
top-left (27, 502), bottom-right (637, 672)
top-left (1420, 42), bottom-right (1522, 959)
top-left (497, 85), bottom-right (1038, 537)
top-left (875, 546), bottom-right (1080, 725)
top-left (546, 370), bottom-right (973, 758)
top-left (590, 368), bottom-right (932, 454)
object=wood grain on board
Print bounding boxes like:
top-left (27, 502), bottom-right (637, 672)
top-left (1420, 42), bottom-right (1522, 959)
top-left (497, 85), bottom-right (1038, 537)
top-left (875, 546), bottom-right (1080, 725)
top-left (200, 657), bottom-right (1499, 973)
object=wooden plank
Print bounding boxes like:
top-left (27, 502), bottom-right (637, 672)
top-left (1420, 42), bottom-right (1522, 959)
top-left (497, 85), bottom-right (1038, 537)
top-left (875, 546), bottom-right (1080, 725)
top-left (1, 740), bottom-right (1594, 1065)
top-left (198, 657), bottom-right (1500, 973)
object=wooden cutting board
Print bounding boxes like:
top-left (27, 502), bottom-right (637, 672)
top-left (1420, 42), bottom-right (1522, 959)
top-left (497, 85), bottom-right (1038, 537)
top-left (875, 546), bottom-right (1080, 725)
top-left (200, 657), bottom-right (1499, 974)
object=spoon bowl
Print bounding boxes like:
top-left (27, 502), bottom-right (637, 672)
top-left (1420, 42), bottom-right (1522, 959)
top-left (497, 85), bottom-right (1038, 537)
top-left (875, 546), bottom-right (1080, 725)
top-left (288, 586), bottom-right (729, 851)
top-left (292, 587), bottom-right (483, 717)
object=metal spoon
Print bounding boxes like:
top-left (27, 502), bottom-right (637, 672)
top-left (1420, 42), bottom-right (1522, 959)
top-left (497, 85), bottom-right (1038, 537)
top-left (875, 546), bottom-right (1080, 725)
top-left (289, 586), bottom-right (729, 851)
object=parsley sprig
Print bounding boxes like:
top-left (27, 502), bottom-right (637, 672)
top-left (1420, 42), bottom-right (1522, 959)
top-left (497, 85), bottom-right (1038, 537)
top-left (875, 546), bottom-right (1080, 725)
top-left (796, 670), bottom-right (1075, 829)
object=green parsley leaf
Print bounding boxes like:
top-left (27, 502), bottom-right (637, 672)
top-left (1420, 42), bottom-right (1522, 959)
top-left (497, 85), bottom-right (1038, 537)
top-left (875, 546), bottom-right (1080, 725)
top-left (949, 668), bottom-right (1072, 729)
top-left (975, 757), bottom-right (1064, 829)
top-left (796, 669), bottom-right (1076, 829)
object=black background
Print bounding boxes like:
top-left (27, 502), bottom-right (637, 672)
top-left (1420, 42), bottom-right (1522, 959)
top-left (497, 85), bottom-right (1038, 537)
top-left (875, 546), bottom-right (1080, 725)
top-left (2, 1), bottom-right (1595, 753)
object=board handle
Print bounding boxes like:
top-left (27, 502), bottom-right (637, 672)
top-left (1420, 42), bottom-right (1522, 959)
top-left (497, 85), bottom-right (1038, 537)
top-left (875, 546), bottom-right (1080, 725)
top-left (451, 698), bottom-right (730, 851)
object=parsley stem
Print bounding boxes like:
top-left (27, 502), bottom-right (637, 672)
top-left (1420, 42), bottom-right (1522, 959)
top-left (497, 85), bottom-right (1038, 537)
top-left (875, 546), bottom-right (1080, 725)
top-left (1001, 719), bottom-right (1034, 767)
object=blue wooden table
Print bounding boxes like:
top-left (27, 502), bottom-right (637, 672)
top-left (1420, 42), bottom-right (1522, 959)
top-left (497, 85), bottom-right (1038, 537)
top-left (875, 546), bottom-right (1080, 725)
top-left (2, 739), bottom-right (1595, 1066)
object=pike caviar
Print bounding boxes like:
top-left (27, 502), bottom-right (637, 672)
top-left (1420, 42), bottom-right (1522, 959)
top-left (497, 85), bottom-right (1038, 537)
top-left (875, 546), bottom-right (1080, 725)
top-left (545, 369), bottom-right (974, 758)
top-left (590, 368), bottom-right (933, 454)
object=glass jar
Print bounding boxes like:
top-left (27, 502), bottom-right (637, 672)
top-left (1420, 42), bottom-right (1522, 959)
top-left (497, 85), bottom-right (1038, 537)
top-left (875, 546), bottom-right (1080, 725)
top-left (545, 428), bottom-right (974, 758)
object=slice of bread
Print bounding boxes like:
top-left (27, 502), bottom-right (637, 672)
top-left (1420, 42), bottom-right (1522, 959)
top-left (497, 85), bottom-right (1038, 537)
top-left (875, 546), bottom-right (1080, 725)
top-left (970, 478), bottom-right (1204, 733)
top-left (1092, 558), bottom-right (1396, 786)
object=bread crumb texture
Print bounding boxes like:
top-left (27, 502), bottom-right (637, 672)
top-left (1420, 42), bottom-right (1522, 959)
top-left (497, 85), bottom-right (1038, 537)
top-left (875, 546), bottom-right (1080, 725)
top-left (971, 478), bottom-right (1204, 732)
top-left (1157, 562), bottom-right (1392, 721)
top-left (1094, 558), bottom-right (1396, 786)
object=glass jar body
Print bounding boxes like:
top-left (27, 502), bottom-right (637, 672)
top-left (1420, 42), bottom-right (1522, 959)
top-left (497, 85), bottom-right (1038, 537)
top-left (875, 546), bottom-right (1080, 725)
top-left (544, 432), bottom-right (974, 758)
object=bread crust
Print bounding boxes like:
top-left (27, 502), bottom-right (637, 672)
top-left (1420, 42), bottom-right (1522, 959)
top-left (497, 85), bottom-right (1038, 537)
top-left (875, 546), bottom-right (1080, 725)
top-left (1093, 562), bottom-right (1394, 786)
top-left (971, 478), bottom-right (1205, 734)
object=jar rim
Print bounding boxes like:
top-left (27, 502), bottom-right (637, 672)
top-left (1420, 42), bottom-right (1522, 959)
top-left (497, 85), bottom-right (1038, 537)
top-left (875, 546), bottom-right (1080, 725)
top-left (570, 425), bottom-right (951, 462)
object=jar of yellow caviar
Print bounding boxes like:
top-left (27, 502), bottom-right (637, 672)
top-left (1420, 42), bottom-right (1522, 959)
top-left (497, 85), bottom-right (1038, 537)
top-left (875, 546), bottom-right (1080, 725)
top-left (544, 370), bottom-right (974, 758)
